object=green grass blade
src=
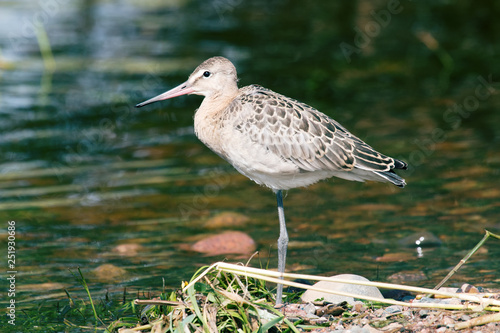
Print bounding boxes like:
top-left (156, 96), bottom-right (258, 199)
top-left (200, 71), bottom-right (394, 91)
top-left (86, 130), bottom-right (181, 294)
top-left (74, 267), bottom-right (99, 327)
top-left (258, 314), bottom-right (283, 333)
top-left (187, 284), bottom-right (210, 332)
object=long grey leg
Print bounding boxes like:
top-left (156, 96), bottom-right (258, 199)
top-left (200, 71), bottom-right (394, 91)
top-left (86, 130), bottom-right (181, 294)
top-left (275, 189), bottom-right (288, 305)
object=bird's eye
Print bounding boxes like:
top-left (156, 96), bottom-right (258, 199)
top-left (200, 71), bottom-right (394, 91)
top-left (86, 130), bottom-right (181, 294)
top-left (203, 71), bottom-right (211, 78)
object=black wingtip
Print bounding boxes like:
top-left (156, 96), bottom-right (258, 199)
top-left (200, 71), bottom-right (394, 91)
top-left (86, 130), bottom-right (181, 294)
top-left (394, 159), bottom-right (408, 170)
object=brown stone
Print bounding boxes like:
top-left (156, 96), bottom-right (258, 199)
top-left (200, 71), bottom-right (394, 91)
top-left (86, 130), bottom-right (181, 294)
top-left (92, 264), bottom-right (127, 281)
top-left (387, 271), bottom-right (427, 283)
top-left (203, 212), bottom-right (250, 229)
top-left (375, 252), bottom-right (416, 262)
top-left (191, 231), bottom-right (256, 255)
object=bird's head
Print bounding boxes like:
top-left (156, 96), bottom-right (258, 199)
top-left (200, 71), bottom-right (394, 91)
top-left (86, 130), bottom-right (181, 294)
top-left (136, 56), bottom-right (238, 108)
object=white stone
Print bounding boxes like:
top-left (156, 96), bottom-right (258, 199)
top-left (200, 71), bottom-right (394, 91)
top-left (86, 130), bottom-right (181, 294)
top-left (301, 274), bottom-right (384, 305)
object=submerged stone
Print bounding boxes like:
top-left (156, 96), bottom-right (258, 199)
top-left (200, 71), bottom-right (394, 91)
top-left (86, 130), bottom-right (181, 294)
top-left (191, 231), bottom-right (256, 255)
top-left (387, 270), bottom-right (427, 283)
top-left (92, 264), bottom-right (127, 281)
top-left (112, 243), bottom-right (144, 256)
top-left (203, 212), bottom-right (250, 229)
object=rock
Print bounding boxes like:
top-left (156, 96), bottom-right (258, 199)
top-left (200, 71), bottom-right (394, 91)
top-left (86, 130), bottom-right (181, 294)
top-left (387, 270), bottom-right (427, 283)
top-left (315, 304), bottom-right (346, 317)
top-left (380, 322), bottom-right (403, 332)
top-left (437, 287), bottom-right (459, 294)
top-left (303, 303), bottom-right (317, 316)
top-left (419, 309), bottom-right (429, 318)
top-left (19, 282), bottom-right (66, 291)
top-left (460, 314), bottom-right (471, 321)
top-left (375, 252), bottom-right (416, 262)
top-left (203, 212), bottom-right (249, 229)
top-left (112, 243), bottom-right (144, 256)
top-left (92, 264), bottom-right (126, 281)
top-left (191, 231), bottom-right (256, 255)
top-left (373, 308), bottom-right (386, 318)
top-left (458, 283), bottom-right (480, 293)
top-left (301, 274), bottom-right (384, 305)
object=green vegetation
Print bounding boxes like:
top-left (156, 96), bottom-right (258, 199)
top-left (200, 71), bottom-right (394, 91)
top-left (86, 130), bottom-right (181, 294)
top-left (8, 231), bottom-right (500, 332)
top-left (9, 266), bottom-right (306, 332)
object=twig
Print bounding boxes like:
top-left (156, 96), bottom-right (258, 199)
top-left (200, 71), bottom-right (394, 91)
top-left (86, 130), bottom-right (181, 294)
top-left (434, 230), bottom-right (500, 290)
top-left (134, 299), bottom-right (185, 307)
top-left (455, 312), bottom-right (500, 330)
top-left (183, 262), bottom-right (500, 311)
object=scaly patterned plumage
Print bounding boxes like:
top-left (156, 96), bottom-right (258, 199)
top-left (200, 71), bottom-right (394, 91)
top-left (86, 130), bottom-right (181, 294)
top-left (213, 83), bottom-right (407, 190)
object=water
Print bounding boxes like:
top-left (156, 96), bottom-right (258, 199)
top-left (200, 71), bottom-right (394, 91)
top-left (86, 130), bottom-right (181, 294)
top-left (1, 0), bottom-right (499, 320)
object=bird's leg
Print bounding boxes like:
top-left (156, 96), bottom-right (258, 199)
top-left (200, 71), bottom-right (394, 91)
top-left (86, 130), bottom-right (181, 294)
top-left (275, 189), bottom-right (288, 305)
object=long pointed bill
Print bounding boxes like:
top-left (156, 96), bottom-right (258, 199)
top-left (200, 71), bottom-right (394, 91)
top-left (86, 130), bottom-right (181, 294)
top-left (135, 81), bottom-right (195, 108)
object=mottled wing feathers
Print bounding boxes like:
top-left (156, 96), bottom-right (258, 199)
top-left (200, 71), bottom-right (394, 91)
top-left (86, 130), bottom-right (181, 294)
top-left (233, 85), bottom-right (406, 185)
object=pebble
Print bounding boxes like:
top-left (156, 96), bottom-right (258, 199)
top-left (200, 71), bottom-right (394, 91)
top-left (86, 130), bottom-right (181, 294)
top-left (460, 314), bottom-right (471, 321)
top-left (384, 305), bottom-right (402, 315)
top-left (458, 283), bottom-right (481, 293)
top-left (443, 316), bottom-right (455, 327)
top-left (352, 301), bottom-right (367, 313)
top-left (402, 310), bottom-right (412, 317)
top-left (373, 308), bottom-right (385, 317)
top-left (415, 296), bottom-right (462, 305)
top-left (380, 322), bottom-right (403, 331)
top-left (419, 309), bottom-right (429, 318)
top-left (303, 303), bottom-right (317, 316)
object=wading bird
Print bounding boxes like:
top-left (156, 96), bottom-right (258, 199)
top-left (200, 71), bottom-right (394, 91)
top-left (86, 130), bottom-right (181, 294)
top-left (136, 56), bottom-right (407, 304)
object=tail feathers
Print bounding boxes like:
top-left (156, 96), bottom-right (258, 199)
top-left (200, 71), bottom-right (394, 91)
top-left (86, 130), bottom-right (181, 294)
top-left (374, 170), bottom-right (406, 188)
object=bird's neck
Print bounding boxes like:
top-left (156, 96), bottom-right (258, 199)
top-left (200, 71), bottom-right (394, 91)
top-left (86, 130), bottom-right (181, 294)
top-left (193, 90), bottom-right (238, 156)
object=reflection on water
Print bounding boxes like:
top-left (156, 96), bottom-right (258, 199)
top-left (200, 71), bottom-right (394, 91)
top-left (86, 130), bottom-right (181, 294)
top-left (0, 0), bottom-right (499, 314)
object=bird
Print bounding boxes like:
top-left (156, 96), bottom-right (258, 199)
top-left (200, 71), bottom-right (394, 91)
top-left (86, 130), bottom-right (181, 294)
top-left (136, 56), bottom-right (407, 305)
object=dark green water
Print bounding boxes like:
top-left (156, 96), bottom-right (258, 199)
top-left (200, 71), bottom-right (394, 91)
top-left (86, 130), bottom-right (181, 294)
top-left (1, 0), bottom-right (500, 323)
